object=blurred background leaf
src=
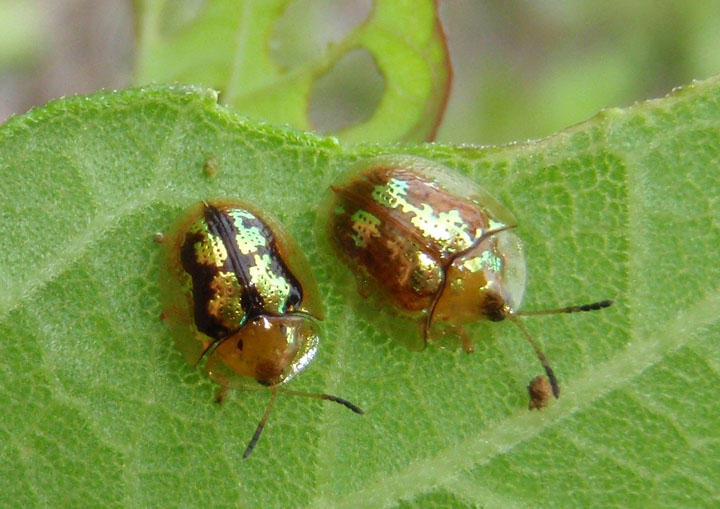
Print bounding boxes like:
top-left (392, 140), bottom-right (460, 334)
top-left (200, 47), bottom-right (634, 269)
top-left (437, 1), bottom-right (720, 144)
top-left (133, 0), bottom-right (451, 143)
top-left (3, 1), bottom-right (720, 145)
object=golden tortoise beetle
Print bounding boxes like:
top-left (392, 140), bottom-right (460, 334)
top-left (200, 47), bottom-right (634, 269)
top-left (323, 155), bottom-right (612, 403)
top-left (159, 199), bottom-right (362, 457)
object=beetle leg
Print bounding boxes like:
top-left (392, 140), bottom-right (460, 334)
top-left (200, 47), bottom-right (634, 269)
top-left (460, 328), bottom-right (475, 354)
top-left (445, 324), bottom-right (474, 353)
top-left (214, 385), bottom-right (228, 404)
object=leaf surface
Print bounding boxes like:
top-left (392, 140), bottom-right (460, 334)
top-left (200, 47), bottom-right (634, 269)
top-left (0, 79), bottom-right (719, 507)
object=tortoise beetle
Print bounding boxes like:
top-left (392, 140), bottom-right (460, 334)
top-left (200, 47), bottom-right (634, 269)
top-left (159, 199), bottom-right (362, 457)
top-left (323, 155), bottom-right (612, 402)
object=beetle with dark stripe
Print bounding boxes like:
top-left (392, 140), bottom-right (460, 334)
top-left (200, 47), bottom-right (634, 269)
top-left (160, 199), bottom-right (362, 458)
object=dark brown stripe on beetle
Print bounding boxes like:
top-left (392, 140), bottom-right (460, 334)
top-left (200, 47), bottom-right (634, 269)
top-left (179, 230), bottom-right (231, 340)
top-left (204, 204), bottom-right (266, 316)
top-left (203, 204), bottom-right (303, 318)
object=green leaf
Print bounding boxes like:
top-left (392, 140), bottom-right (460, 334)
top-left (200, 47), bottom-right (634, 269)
top-left (1, 79), bottom-right (719, 507)
top-left (134, 0), bottom-right (451, 143)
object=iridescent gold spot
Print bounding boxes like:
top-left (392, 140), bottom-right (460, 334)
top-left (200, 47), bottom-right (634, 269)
top-left (207, 271), bottom-right (245, 328)
top-left (234, 226), bottom-right (267, 255)
top-left (186, 220), bottom-right (227, 267)
top-left (231, 210), bottom-right (257, 220)
top-left (462, 256), bottom-right (484, 273)
top-left (463, 250), bottom-right (502, 273)
top-left (482, 250), bottom-right (503, 273)
top-left (373, 177), bottom-right (473, 253)
top-left (249, 254), bottom-right (291, 312)
top-left (350, 210), bottom-right (381, 248)
top-left (488, 218), bottom-right (506, 230)
top-left (410, 207), bottom-right (472, 251)
top-left (372, 178), bottom-right (408, 209)
top-left (194, 235), bottom-right (228, 267)
top-left (187, 220), bottom-right (208, 236)
top-left (410, 251), bottom-right (442, 294)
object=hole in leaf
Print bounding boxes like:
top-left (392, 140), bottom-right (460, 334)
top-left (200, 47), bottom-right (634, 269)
top-left (309, 48), bottom-right (385, 134)
top-left (270, 0), bottom-right (372, 69)
top-left (158, 0), bottom-right (206, 36)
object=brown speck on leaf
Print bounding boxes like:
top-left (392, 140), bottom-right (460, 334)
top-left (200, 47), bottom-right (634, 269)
top-left (203, 156), bottom-right (219, 177)
top-left (528, 375), bottom-right (553, 410)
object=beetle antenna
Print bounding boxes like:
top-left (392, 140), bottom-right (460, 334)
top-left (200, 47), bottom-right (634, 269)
top-left (505, 313), bottom-right (560, 399)
top-left (242, 388), bottom-right (363, 459)
top-left (277, 388), bottom-right (364, 414)
top-left (243, 388), bottom-right (278, 459)
top-left (516, 299), bottom-right (613, 316)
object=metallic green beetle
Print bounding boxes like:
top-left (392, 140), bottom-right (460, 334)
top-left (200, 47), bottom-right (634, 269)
top-left (160, 199), bottom-right (362, 457)
top-left (324, 155), bottom-right (612, 404)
